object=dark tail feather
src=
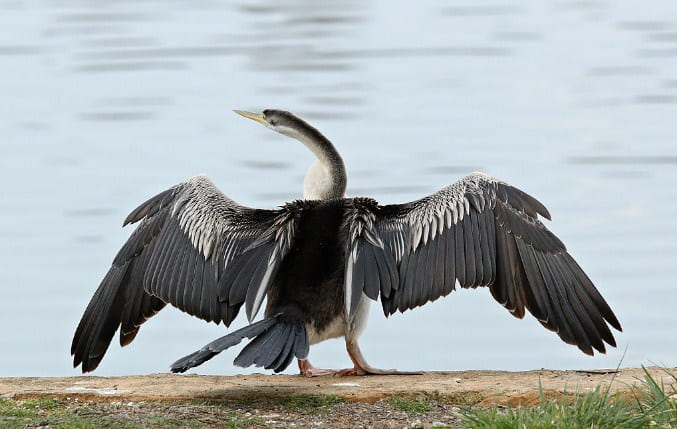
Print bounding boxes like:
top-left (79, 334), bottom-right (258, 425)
top-left (170, 313), bottom-right (308, 373)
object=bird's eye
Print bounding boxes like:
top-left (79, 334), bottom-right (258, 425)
top-left (269, 120), bottom-right (276, 126)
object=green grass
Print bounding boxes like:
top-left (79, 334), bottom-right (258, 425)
top-left (145, 415), bottom-right (207, 428)
top-left (279, 394), bottom-right (344, 413)
top-left (221, 411), bottom-right (268, 428)
top-left (0, 399), bottom-right (266, 429)
top-left (461, 367), bottom-right (676, 429)
top-left (0, 398), bottom-right (39, 418)
top-left (43, 415), bottom-right (135, 429)
top-left (388, 396), bottom-right (433, 414)
top-left (22, 398), bottom-right (62, 410)
top-left (0, 399), bottom-right (159, 429)
top-left (461, 386), bottom-right (645, 429)
top-left (632, 366), bottom-right (677, 428)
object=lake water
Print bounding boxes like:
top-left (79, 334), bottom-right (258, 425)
top-left (1, 1), bottom-right (676, 377)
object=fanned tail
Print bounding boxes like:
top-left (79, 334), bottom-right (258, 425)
top-left (170, 313), bottom-right (308, 373)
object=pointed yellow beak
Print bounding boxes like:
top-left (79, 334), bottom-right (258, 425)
top-left (233, 110), bottom-right (267, 125)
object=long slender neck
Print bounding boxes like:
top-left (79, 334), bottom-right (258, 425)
top-left (293, 127), bottom-right (347, 200)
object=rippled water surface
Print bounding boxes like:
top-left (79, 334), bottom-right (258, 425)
top-left (1, 1), bottom-right (676, 376)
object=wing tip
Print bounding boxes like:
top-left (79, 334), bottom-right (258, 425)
top-left (606, 314), bottom-right (622, 332)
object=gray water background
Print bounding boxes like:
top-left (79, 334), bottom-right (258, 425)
top-left (1, 1), bottom-right (676, 376)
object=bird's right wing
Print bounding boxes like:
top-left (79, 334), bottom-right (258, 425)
top-left (344, 173), bottom-right (621, 356)
top-left (71, 175), bottom-right (297, 372)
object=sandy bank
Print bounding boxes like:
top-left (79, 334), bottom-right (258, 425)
top-left (2, 368), bottom-right (674, 407)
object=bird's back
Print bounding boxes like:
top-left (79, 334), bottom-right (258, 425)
top-left (265, 199), bottom-right (348, 337)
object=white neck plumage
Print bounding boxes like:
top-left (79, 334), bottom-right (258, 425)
top-left (278, 124), bottom-right (347, 200)
top-left (303, 160), bottom-right (345, 200)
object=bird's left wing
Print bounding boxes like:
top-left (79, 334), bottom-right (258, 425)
top-left (344, 172), bottom-right (621, 355)
top-left (71, 175), bottom-right (298, 372)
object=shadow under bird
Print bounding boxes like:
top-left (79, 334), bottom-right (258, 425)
top-left (71, 109), bottom-right (622, 376)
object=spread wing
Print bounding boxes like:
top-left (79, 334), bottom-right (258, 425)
top-left (71, 175), bottom-right (297, 372)
top-left (345, 172), bottom-right (622, 355)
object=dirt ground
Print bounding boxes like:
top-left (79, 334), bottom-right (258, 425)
top-left (1, 368), bottom-right (670, 404)
top-left (1, 368), bottom-right (674, 428)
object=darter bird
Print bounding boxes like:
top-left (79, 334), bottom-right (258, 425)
top-left (71, 109), bottom-right (622, 376)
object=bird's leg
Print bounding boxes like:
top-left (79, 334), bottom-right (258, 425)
top-left (297, 358), bottom-right (339, 377)
top-left (336, 339), bottom-right (424, 376)
top-left (296, 341), bottom-right (424, 377)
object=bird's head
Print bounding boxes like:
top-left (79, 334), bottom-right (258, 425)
top-left (234, 109), bottom-right (316, 140)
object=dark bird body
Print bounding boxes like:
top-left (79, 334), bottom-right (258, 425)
top-left (266, 200), bottom-right (347, 341)
top-left (72, 109), bottom-right (622, 376)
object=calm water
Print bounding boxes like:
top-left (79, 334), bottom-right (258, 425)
top-left (1, 1), bottom-right (676, 377)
